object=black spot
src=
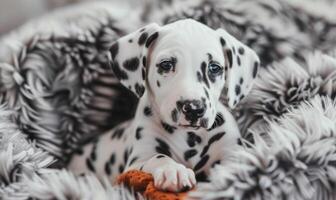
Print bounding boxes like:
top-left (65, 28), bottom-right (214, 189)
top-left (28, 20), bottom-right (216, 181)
top-left (240, 77), bottom-right (244, 84)
top-left (138, 32), bottom-right (148, 45)
top-left (197, 71), bottom-right (202, 82)
top-left (239, 95), bottom-right (245, 101)
top-left (237, 56), bottom-right (241, 66)
top-left (208, 132), bottom-right (226, 145)
top-left (142, 56), bottom-right (147, 67)
top-left (196, 171), bottom-right (209, 182)
top-left (156, 81), bottom-right (160, 87)
top-left (90, 148), bottom-right (96, 161)
top-left (123, 148), bottom-right (131, 163)
top-left (187, 132), bottom-right (202, 147)
top-left (156, 155), bottom-right (165, 159)
top-left (135, 83), bottom-right (145, 97)
top-left (119, 164), bottom-right (124, 173)
top-left (144, 106), bottom-right (152, 116)
top-left (235, 85), bottom-right (241, 95)
top-left (226, 50), bottom-right (233, 68)
top-left (207, 53), bottom-right (213, 61)
top-left (211, 160), bottom-right (221, 168)
top-left (200, 145), bottom-right (209, 157)
top-left (74, 148), bottom-right (83, 155)
top-left (155, 138), bottom-right (171, 157)
top-left (105, 162), bottom-right (111, 175)
top-left (123, 57), bottom-right (139, 71)
top-left (142, 68), bottom-right (146, 80)
top-left (171, 109), bottom-right (178, 122)
top-left (253, 61), bottom-right (259, 78)
top-left (234, 100), bottom-right (237, 105)
top-left (201, 62), bottom-right (210, 88)
top-left (111, 128), bottom-right (124, 139)
top-left (145, 32), bottom-right (159, 48)
top-left (194, 155), bottom-right (210, 171)
top-left (204, 88), bottom-right (209, 99)
top-left (232, 47), bottom-right (236, 54)
top-left (129, 157), bottom-right (138, 166)
top-left (184, 149), bottom-right (198, 161)
top-left (128, 39), bottom-right (133, 43)
top-left (110, 153), bottom-right (116, 164)
top-left (220, 37), bottom-right (226, 46)
top-left (238, 47), bottom-right (244, 55)
top-left (161, 122), bottom-right (176, 134)
top-left (140, 28), bottom-right (145, 32)
top-left (135, 127), bottom-right (143, 140)
top-left (86, 158), bottom-right (95, 172)
top-left (112, 62), bottom-right (128, 80)
top-left (109, 42), bottom-right (119, 59)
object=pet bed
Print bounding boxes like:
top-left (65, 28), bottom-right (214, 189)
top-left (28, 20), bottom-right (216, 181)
top-left (0, 0), bottom-right (336, 199)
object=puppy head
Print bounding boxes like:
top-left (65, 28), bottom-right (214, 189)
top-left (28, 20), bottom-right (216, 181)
top-left (110, 19), bottom-right (259, 130)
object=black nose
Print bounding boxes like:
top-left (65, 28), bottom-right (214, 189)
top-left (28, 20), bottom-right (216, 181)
top-left (181, 100), bottom-right (206, 118)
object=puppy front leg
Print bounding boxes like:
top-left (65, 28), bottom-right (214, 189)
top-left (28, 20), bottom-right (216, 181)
top-left (126, 154), bottom-right (196, 192)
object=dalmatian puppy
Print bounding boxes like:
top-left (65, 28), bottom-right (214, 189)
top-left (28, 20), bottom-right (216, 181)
top-left (68, 19), bottom-right (259, 192)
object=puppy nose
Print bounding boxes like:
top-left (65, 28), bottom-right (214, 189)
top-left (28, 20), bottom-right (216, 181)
top-left (181, 100), bottom-right (206, 118)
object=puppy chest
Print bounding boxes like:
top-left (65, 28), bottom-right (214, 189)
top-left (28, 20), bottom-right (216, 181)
top-left (170, 131), bottom-right (227, 173)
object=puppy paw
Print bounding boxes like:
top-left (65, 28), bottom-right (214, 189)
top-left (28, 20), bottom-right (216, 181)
top-left (152, 162), bottom-right (196, 192)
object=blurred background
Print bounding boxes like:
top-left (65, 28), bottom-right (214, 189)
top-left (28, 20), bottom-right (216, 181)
top-left (0, 0), bottom-right (78, 35)
top-left (0, 0), bottom-right (144, 36)
top-left (1, 0), bottom-right (334, 36)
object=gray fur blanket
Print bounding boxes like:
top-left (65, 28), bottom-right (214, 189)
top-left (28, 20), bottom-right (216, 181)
top-left (0, 0), bottom-right (336, 199)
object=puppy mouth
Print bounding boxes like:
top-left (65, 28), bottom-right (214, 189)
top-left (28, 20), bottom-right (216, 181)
top-left (178, 124), bottom-right (202, 129)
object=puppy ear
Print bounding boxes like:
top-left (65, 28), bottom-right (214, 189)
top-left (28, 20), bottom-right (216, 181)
top-left (109, 23), bottom-right (160, 97)
top-left (216, 29), bottom-right (260, 108)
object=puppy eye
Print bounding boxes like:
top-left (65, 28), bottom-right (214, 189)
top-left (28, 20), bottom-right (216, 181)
top-left (158, 59), bottom-right (175, 72)
top-left (208, 62), bottom-right (223, 74)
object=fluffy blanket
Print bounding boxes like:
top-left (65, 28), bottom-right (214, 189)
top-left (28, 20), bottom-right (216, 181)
top-left (0, 0), bottom-right (336, 199)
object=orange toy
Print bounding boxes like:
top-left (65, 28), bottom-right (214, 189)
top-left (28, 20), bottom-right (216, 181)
top-left (117, 170), bottom-right (191, 200)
